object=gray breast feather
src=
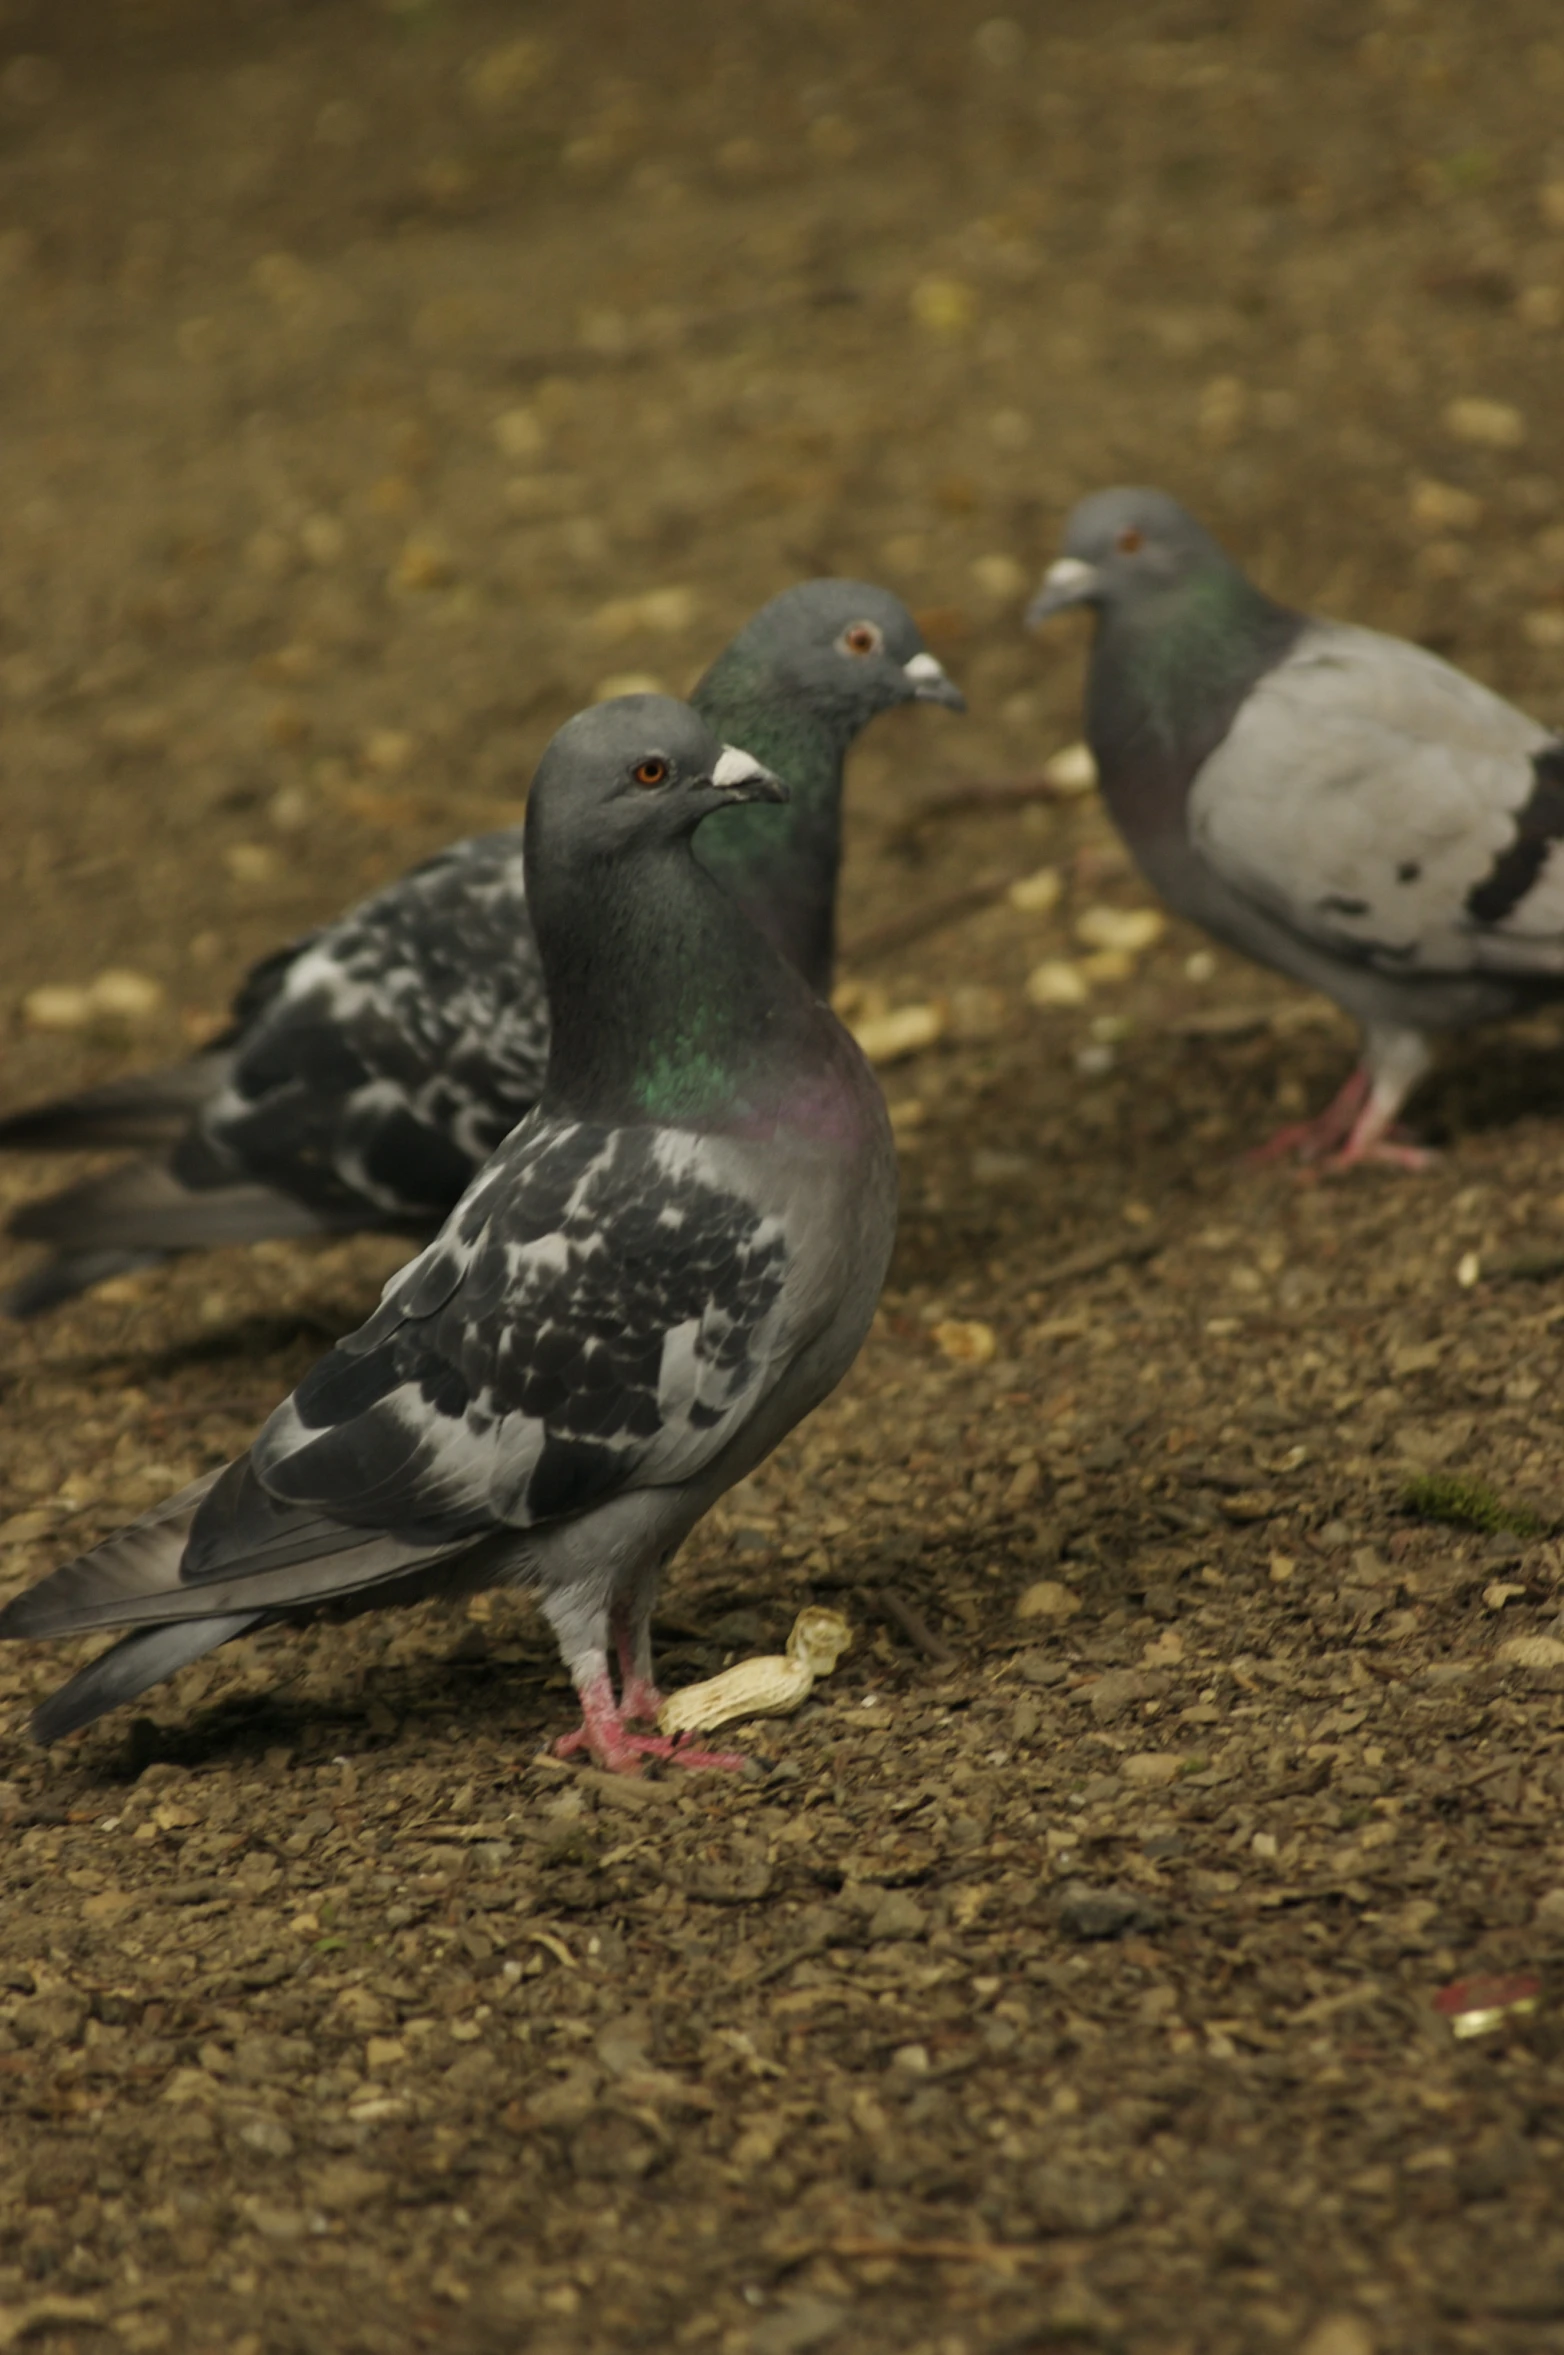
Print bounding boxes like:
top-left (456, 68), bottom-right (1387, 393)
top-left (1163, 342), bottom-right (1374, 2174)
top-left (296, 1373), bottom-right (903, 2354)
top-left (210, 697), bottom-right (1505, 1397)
top-left (1188, 622), bottom-right (1564, 976)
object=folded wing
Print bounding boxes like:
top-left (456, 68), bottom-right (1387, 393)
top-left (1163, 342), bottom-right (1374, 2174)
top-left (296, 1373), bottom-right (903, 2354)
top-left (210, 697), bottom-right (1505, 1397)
top-left (1189, 623), bottom-right (1564, 978)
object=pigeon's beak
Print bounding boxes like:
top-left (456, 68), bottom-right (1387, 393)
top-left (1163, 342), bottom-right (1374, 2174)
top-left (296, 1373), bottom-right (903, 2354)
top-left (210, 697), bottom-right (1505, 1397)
top-left (902, 650), bottom-right (966, 710)
top-left (710, 745), bottom-right (789, 806)
top-left (1026, 557), bottom-right (1103, 626)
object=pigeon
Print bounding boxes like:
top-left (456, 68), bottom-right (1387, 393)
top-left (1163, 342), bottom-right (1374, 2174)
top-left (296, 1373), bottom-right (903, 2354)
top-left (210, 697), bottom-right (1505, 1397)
top-left (0, 696), bottom-right (898, 1771)
top-left (0, 580), bottom-right (958, 1313)
top-left (1028, 486), bottom-right (1564, 1168)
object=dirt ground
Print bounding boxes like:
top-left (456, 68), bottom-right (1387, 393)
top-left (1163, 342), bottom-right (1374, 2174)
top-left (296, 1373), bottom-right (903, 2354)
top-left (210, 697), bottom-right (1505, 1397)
top-left (6, 2), bottom-right (1564, 2350)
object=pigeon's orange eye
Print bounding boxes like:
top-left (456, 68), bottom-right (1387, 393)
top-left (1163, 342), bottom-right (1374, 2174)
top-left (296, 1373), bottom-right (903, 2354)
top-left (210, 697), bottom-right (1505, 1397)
top-left (1116, 527), bottom-right (1144, 555)
top-left (633, 757), bottom-right (669, 787)
top-left (839, 621), bottom-right (883, 657)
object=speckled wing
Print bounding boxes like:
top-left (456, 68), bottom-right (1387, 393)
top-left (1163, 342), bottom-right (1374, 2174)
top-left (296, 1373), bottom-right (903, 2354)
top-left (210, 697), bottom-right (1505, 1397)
top-left (220, 1114), bottom-right (801, 1559)
top-left (1187, 622), bottom-right (1564, 978)
top-left (186, 830), bottom-right (551, 1219)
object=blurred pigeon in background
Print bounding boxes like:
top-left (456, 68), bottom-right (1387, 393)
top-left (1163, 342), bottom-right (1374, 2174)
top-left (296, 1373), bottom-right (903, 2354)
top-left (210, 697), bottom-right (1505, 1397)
top-left (0, 581), bottom-right (957, 1313)
top-left (1030, 485), bottom-right (1564, 1168)
top-left (0, 697), bottom-right (898, 1772)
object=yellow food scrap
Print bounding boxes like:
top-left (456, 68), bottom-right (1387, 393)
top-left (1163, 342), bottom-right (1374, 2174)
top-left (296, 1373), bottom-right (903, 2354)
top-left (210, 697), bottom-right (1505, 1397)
top-left (657, 1608), bottom-right (853, 1737)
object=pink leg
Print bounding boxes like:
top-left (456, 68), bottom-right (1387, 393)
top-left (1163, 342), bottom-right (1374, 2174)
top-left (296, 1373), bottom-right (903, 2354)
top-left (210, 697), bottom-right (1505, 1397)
top-left (1248, 1065), bottom-right (1370, 1165)
top-left (553, 1670), bottom-right (746, 1776)
top-left (615, 1653), bottom-right (664, 1731)
top-left (1250, 1026), bottom-right (1436, 1175)
top-left (1322, 1091), bottom-right (1436, 1174)
top-left (612, 1595), bottom-right (663, 1725)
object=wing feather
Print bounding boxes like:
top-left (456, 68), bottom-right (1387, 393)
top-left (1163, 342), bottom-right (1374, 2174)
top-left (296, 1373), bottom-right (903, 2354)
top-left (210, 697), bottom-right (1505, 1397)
top-left (247, 1116), bottom-right (799, 1547)
top-left (1190, 622), bottom-right (1564, 977)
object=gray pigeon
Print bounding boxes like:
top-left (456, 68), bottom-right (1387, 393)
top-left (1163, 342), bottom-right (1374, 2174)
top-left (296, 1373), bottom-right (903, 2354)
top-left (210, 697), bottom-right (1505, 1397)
top-left (0, 698), bottom-right (898, 1771)
top-left (0, 581), bottom-right (958, 1313)
top-left (1029, 487), bottom-right (1564, 1167)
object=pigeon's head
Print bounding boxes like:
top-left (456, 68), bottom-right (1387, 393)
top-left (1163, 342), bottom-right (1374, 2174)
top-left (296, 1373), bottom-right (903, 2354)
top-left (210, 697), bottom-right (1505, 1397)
top-left (529, 697), bottom-right (787, 861)
top-left (1028, 489), bottom-right (1231, 625)
top-left (717, 579), bottom-right (965, 731)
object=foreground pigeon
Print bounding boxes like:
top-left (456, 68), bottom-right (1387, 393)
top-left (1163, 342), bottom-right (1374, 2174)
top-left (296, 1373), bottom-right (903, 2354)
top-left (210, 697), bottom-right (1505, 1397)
top-left (0, 581), bottom-right (957, 1312)
top-left (1029, 486), bottom-right (1564, 1168)
top-left (0, 698), bottom-right (898, 1769)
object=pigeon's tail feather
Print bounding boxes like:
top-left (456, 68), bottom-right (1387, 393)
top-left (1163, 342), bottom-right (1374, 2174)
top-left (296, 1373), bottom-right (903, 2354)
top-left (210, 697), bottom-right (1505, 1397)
top-left (8, 1157), bottom-right (333, 1252)
top-left (24, 1535), bottom-right (510, 1744)
top-left (7, 1460), bottom-right (504, 1742)
top-left (2, 1248), bottom-right (170, 1320)
top-left (0, 1470), bottom-right (226, 1641)
top-left (0, 1460), bottom-right (475, 1644)
top-left (0, 1054), bottom-right (233, 1153)
top-left (30, 1612), bottom-right (262, 1744)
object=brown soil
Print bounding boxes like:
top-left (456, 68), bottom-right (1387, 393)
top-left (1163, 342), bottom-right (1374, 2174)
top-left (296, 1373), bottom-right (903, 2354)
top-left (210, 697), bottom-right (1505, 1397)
top-left (4, 4), bottom-right (1564, 2350)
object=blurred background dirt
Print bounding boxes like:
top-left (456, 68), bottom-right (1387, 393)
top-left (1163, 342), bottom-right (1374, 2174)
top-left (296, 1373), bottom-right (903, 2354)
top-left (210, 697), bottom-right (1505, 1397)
top-left (5, 3), bottom-right (1564, 2351)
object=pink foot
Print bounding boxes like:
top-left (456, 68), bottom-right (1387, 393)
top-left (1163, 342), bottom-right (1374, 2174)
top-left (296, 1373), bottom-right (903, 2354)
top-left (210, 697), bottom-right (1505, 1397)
top-left (667, 1732), bottom-right (748, 1773)
top-left (1248, 1066), bottom-right (1369, 1165)
top-left (618, 1670), bottom-right (665, 1726)
top-left (552, 1722), bottom-right (745, 1774)
top-left (552, 1671), bottom-right (745, 1775)
top-left (1322, 1132), bottom-right (1436, 1174)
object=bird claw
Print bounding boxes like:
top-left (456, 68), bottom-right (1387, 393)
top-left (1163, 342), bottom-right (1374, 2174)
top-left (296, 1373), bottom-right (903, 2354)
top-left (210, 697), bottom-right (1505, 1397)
top-left (1322, 1135), bottom-right (1438, 1175)
top-left (551, 1721), bottom-right (745, 1775)
top-left (667, 1731), bottom-right (747, 1773)
top-left (554, 1669), bottom-right (746, 1776)
top-left (1247, 1068), bottom-right (1370, 1165)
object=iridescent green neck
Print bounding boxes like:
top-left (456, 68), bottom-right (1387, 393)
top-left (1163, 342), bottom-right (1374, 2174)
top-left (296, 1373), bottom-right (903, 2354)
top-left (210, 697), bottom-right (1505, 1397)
top-left (1091, 563), bottom-right (1302, 814)
top-left (534, 833), bottom-right (824, 1131)
top-left (1123, 567), bottom-right (1290, 741)
top-left (692, 659), bottom-right (846, 993)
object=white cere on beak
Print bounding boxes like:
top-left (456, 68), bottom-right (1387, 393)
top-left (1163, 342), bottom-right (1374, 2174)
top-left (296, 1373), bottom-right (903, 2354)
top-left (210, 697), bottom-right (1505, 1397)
top-left (713, 745), bottom-right (763, 789)
top-left (1042, 557), bottom-right (1098, 598)
top-left (903, 652), bottom-right (947, 686)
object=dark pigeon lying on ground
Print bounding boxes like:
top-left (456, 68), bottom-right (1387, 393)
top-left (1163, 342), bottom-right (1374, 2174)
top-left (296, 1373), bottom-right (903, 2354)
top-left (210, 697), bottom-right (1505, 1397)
top-left (0, 697), bottom-right (899, 1773)
top-left (0, 581), bottom-right (958, 1313)
top-left (1029, 485), bottom-right (1564, 1168)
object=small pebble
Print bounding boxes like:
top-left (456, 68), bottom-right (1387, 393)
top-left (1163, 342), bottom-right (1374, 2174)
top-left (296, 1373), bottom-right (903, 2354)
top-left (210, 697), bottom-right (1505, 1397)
top-left (389, 539), bottom-right (456, 593)
top-left (1299, 2319), bottom-right (1375, 2355)
top-left (1076, 904), bottom-right (1164, 955)
top-left (1444, 396), bottom-right (1525, 449)
top-left (491, 405), bottom-right (547, 460)
top-left (970, 552), bottom-right (1028, 601)
top-left (592, 586), bottom-right (699, 640)
top-left (1409, 478), bottom-right (1482, 533)
top-left (932, 1318), bottom-right (997, 1366)
top-left (1025, 959), bottom-right (1090, 1008)
top-left (1015, 1578), bottom-right (1081, 1623)
top-left (909, 276), bottom-right (977, 338)
top-left (1042, 741), bottom-right (1098, 793)
top-left (849, 1003), bottom-right (944, 1064)
top-left (225, 843), bottom-right (280, 886)
top-left (1056, 1882), bottom-right (1162, 1941)
top-left (1496, 1634), bottom-right (1564, 1670)
top-left (1009, 865), bottom-right (1062, 915)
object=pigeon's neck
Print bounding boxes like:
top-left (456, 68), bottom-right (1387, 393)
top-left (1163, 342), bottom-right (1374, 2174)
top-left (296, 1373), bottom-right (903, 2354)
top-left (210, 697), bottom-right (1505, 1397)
top-left (692, 666), bottom-right (846, 996)
top-left (1091, 568), bottom-right (1303, 834)
top-left (534, 834), bottom-right (851, 1135)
